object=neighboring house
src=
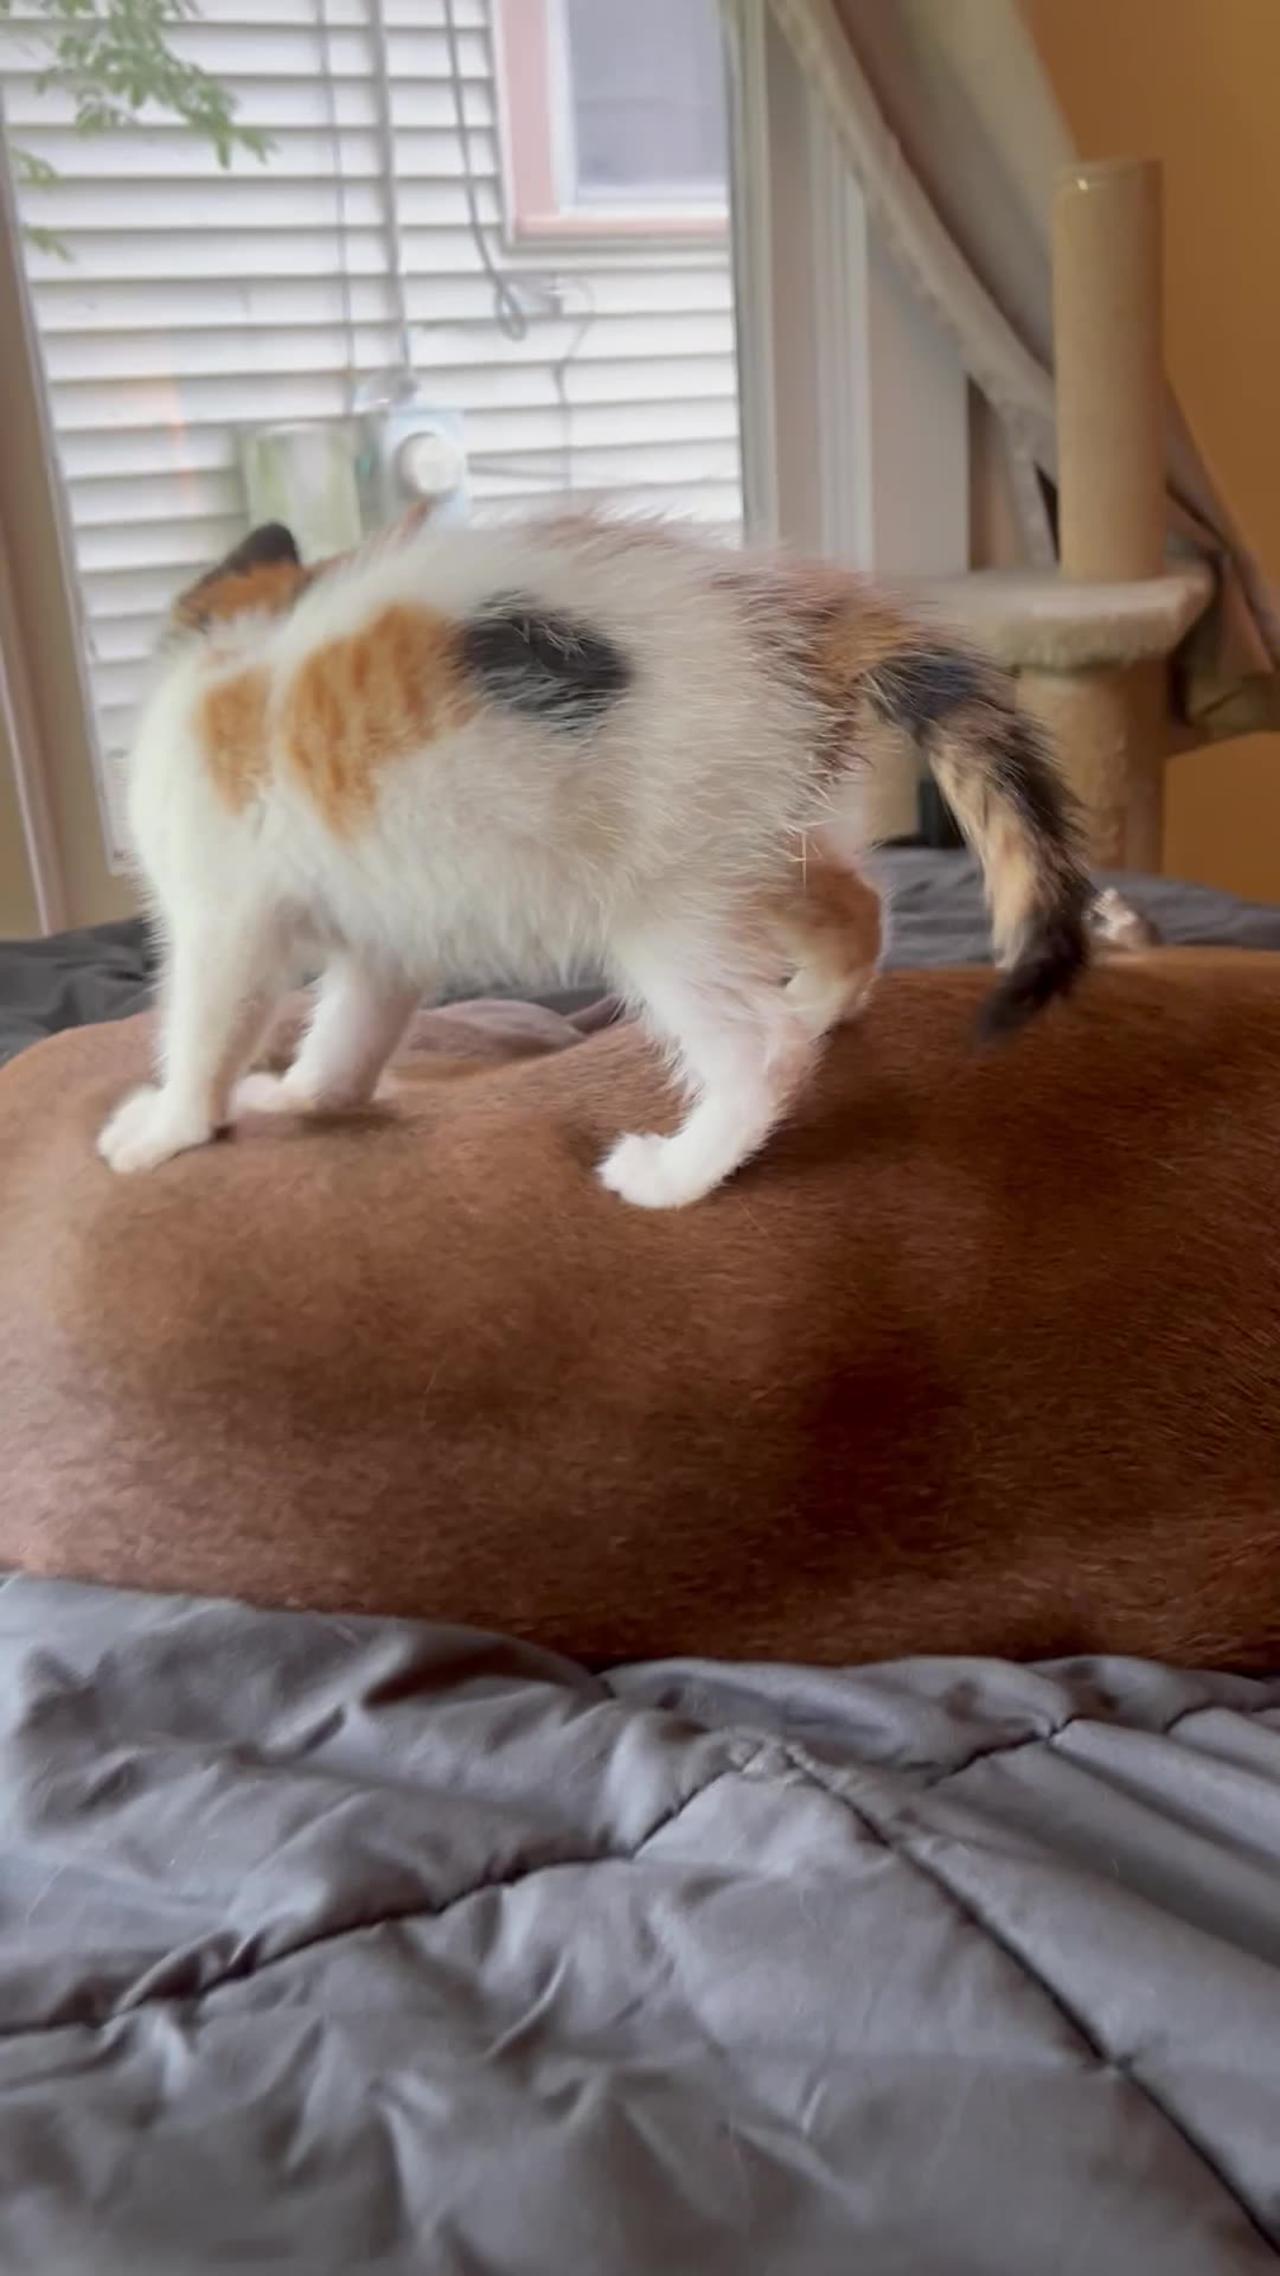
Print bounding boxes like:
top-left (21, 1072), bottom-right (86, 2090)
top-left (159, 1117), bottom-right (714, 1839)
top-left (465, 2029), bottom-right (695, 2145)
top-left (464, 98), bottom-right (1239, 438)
top-left (2, 0), bottom-right (740, 857)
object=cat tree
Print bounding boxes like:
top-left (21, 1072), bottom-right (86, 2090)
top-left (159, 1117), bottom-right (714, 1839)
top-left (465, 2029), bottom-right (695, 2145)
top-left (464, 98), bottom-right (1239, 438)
top-left (925, 158), bottom-right (1211, 869)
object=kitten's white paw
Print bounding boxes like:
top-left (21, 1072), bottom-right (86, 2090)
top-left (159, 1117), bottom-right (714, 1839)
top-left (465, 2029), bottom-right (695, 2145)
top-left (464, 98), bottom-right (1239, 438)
top-left (597, 1131), bottom-right (715, 1211)
top-left (97, 1086), bottom-right (213, 1175)
top-left (231, 1070), bottom-right (304, 1117)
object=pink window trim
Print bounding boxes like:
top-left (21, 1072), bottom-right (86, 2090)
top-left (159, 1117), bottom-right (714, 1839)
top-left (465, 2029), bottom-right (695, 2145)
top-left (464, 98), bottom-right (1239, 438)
top-left (491, 0), bottom-right (729, 246)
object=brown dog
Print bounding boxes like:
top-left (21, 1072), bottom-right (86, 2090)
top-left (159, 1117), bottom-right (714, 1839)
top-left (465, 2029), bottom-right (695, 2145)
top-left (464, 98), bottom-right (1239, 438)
top-left (2, 952), bottom-right (1279, 1669)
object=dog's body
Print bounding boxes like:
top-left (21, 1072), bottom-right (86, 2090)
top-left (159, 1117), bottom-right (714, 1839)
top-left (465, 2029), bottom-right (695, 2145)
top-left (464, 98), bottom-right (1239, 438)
top-left (9, 952), bottom-right (1280, 1668)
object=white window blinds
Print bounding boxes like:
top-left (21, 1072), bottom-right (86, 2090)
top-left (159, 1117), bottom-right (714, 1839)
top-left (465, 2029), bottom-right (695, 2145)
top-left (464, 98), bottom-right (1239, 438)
top-left (2, 0), bottom-right (739, 856)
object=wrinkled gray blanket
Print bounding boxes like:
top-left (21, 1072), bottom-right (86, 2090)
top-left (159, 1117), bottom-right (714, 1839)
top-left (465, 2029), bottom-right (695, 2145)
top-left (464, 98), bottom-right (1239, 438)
top-left (2, 1575), bottom-right (1278, 2273)
top-left (6, 851), bottom-right (1280, 1065)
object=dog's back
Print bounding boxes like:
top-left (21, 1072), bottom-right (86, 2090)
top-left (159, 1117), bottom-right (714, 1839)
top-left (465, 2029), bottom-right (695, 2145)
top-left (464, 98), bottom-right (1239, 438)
top-left (3, 951), bottom-right (1278, 1668)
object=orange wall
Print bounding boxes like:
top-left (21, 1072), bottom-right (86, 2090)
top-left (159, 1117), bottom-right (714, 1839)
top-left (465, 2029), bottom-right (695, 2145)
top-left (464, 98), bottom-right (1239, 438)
top-left (1024, 0), bottom-right (1280, 899)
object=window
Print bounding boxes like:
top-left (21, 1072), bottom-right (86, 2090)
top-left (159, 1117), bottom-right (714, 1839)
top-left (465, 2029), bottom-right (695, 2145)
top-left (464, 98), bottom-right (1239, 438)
top-left (1, 0), bottom-right (741, 886)
top-left (495, 0), bottom-right (729, 243)
top-left (1, 0), bottom-right (967, 930)
top-left (561, 0), bottom-right (727, 208)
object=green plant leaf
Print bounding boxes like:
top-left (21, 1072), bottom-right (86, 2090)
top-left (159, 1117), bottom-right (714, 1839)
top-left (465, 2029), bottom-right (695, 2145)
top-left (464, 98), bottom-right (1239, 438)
top-left (6, 0), bottom-right (275, 266)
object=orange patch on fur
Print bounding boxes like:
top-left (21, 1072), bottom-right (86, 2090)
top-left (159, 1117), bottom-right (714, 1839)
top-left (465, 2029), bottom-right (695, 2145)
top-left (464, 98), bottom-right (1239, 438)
top-left (720, 557), bottom-right (922, 777)
top-left (781, 854), bottom-right (883, 969)
top-left (175, 559), bottom-right (313, 632)
top-left (774, 561), bottom-right (916, 691)
top-left (199, 667), bottom-right (272, 813)
top-left (282, 604), bottom-right (472, 832)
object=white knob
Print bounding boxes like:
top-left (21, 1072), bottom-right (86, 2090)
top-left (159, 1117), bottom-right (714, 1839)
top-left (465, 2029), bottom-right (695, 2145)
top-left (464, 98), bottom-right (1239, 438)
top-left (396, 429), bottom-right (463, 499)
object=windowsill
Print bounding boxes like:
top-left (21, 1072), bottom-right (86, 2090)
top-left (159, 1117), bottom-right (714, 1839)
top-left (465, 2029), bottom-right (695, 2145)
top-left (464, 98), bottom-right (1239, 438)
top-left (505, 209), bottom-right (730, 253)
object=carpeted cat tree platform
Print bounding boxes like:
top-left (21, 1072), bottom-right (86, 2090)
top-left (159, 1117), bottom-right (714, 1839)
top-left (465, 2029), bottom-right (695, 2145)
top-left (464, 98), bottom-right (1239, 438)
top-left (918, 159), bottom-right (1213, 870)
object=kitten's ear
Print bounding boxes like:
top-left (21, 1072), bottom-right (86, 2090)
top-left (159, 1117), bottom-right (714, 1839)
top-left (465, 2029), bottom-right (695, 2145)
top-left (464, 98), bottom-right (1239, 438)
top-left (172, 521), bottom-right (305, 631)
top-left (215, 520), bottom-right (301, 578)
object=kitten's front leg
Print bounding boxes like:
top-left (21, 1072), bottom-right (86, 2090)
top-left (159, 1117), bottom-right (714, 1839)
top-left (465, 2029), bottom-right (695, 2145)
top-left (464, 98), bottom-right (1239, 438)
top-left (98, 903), bottom-right (281, 1174)
top-left (233, 954), bottom-right (418, 1118)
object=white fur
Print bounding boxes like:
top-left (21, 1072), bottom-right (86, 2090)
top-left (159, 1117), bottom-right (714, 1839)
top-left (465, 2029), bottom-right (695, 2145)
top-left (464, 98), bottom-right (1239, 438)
top-left (99, 518), bottom-right (879, 1206)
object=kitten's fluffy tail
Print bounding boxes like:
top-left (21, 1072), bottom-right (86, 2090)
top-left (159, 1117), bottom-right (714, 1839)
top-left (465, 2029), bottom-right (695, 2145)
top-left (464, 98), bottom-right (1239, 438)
top-left (864, 646), bottom-right (1091, 1039)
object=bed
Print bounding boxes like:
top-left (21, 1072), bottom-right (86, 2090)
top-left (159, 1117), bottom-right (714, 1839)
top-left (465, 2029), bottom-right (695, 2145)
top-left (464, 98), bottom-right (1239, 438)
top-left (9, 848), bottom-right (1280, 1067)
top-left (2, 851), bottom-right (1279, 2272)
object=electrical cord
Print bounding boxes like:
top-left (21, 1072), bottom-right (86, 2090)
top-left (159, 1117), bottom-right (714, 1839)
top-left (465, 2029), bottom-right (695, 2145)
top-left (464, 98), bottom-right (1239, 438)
top-left (315, 0), bottom-right (360, 411)
top-left (441, 0), bottom-right (529, 342)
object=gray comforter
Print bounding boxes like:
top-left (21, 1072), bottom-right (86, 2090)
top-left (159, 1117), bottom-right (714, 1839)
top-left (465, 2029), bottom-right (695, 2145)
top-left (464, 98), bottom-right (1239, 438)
top-left (5, 854), bottom-right (1280, 2271)
top-left (7, 852), bottom-right (1280, 1067)
top-left (2, 1575), bottom-right (1278, 2272)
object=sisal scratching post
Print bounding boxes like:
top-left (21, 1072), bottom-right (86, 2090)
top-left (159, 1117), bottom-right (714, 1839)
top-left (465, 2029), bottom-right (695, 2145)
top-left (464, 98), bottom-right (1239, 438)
top-left (914, 162), bottom-right (1212, 861)
top-left (1054, 158), bottom-right (1165, 583)
top-left (1023, 160), bottom-right (1169, 866)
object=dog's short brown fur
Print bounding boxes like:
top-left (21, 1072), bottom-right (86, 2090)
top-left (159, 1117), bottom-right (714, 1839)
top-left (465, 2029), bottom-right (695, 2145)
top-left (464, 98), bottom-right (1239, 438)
top-left (3, 953), bottom-right (1279, 1668)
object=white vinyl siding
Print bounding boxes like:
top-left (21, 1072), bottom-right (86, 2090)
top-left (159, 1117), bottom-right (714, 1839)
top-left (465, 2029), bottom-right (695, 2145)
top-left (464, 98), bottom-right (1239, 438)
top-left (1, 0), bottom-right (739, 854)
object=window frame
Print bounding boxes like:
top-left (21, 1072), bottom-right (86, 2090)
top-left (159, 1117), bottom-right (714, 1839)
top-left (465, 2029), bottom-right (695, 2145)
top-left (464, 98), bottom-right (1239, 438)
top-left (0, 145), bottom-right (113, 931)
top-left (0, 0), bottom-right (973, 929)
top-left (725, 0), bottom-right (969, 569)
top-left (724, 0), bottom-right (969, 836)
top-left (491, 0), bottom-right (731, 252)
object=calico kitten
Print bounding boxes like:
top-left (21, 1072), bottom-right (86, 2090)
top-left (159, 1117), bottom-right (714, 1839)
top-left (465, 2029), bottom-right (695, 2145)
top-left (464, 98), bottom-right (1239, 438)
top-left (98, 511), bottom-right (1090, 1208)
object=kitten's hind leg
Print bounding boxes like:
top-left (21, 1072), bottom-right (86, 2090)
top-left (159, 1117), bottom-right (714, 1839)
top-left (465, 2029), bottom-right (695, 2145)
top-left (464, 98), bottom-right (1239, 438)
top-left (601, 934), bottom-right (818, 1210)
top-left (98, 898), bottom-right (282, 1174)
top-left (234, 953), bottom-right (418, 1118)
top-left (775, 855), bottom-right (883, 1036)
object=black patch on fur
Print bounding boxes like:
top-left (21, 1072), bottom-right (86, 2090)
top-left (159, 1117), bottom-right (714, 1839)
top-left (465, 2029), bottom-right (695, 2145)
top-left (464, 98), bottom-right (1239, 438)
top-left (871, 653), bottom-right (1080, 852)
top-left (985, 711), bottom-right (1081, 849)
top-left (174, 522), bottom-right (302, 631)
top-left (977, 714), bottom-right (1091, 1041)
top-left (976, 901), bottom-right (1090, 1043)
top-left (461, 594), bottom-right (631, 728)
top-left (867, 647), bottom-right (990, 732)
top-left (210, 521), bottom-right (301, 581)
top-left (871, 647), bottom-right (1090, 1037)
